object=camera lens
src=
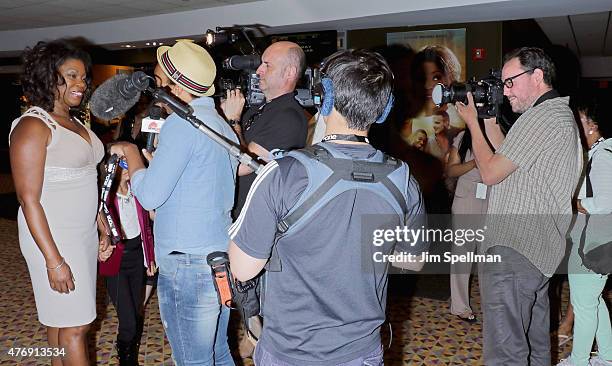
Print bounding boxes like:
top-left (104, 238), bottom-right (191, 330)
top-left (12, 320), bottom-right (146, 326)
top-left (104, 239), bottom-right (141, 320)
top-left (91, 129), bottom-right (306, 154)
top-left (431, 83), bottom-right (444, 106)
top-left (449, 83), bottom-right (469, 105)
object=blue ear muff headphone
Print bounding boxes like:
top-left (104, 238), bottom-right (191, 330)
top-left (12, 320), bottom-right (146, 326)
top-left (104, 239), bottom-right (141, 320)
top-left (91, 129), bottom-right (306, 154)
top-left (319, 77), bottom-right (394, 124)
top-left (320, 77), bottom-right (335, 117)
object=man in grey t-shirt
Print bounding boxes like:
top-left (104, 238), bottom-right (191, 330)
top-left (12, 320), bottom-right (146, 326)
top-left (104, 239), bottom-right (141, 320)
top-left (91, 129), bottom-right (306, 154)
top-left (228, 49), bottom-right (427, 365)
top-left (456, 47), bottom-right (582, 365)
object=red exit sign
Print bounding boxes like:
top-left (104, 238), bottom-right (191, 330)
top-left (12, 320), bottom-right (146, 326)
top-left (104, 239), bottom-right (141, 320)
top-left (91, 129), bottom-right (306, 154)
top-left (472, 48), bottom-right (486, 61)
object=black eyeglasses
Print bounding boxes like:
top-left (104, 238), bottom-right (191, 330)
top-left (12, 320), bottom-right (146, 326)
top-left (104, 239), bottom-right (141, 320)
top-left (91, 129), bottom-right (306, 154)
top-left (503, 68), bottom-right (535, 88)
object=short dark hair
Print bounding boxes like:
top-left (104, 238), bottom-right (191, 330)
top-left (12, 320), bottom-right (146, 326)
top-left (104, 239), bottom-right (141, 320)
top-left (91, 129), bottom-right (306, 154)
top-left (571, 93), bottom-right (612, 139)
top-left (21, 40), bottom-right (92, 112)
top-left (504, 47), bottom-right (556, 86)
top-left (321, 49), bottom-right (394, 131)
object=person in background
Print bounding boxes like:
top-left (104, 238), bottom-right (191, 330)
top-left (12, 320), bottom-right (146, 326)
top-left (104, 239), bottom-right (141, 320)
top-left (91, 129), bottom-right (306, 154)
top-left (99, 158), bottom-right (156, 366)
top-left (9, 39), bottom-right (109, 366)
top-left (221, 41), bottom-right (309, 219)
top-left (445, 119), bottom-right (504, 323)
top-left (221, 40), bottom-right (309, 358)
top-left (557, 94), bottom-right (612, 366)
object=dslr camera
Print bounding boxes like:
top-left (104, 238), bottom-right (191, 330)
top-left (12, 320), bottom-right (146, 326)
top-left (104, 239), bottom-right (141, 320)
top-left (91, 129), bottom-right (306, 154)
top-left (432, 69), bottom-right (504, 118)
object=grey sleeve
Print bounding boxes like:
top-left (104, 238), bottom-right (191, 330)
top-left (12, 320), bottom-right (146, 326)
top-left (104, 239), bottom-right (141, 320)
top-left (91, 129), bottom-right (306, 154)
top-left (229, 157), bottom-right (307, 259)
top-left (396, 173), bottom-right (429, 254)
top-left (229, 161), bottom-right (283, 259)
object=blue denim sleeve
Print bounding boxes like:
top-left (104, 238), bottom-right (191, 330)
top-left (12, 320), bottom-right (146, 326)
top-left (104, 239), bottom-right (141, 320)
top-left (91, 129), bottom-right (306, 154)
top-left (131, 116), bottom-right (194, 210)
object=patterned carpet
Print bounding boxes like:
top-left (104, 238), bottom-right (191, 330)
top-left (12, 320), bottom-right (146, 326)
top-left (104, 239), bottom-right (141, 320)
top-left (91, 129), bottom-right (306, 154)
top-left (0, 172), bottom-right (580, 366)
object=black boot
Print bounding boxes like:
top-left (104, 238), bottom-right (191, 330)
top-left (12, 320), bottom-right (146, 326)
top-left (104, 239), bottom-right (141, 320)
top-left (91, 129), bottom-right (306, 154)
top-left (116, 339), bottom-right (138, 366)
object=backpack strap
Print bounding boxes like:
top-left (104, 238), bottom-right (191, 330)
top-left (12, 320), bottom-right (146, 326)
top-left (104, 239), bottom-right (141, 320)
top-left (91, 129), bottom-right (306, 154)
top-left (585, 147), bottom-right (612, 198)
top-left (276, 143), bottom-right (408, 235)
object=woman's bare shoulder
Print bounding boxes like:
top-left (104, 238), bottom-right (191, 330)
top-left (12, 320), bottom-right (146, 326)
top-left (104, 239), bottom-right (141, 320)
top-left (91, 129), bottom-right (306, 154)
top-left (10, 115), bottom-right (53, 144)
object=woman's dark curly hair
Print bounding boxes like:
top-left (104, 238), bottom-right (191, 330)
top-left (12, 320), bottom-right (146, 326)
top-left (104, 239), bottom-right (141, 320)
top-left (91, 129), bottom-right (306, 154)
top-left (21, 40), bottom-right (92, 112)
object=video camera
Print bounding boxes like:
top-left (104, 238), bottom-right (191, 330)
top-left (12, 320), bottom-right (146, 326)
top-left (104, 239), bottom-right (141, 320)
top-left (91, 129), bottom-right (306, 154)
top-left (218, 54), bottom-right (266, 107)
top-left (432, 69), bottom-right (504, 119)
top-left (205, 27), bottom-right (265, 107)
top-left (206, 26), bottom-right (322, 109)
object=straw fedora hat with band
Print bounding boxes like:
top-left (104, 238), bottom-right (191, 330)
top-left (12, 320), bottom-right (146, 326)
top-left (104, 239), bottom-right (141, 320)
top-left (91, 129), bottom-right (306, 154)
top-left (156, 40), bottom-right (216, 97)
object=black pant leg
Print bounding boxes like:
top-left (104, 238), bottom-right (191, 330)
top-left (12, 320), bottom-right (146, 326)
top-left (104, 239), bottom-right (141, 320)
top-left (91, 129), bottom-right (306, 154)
top-left (106, 236), bottom-right (145, 343)
top-left (481, 246), bottom-right (551, 366)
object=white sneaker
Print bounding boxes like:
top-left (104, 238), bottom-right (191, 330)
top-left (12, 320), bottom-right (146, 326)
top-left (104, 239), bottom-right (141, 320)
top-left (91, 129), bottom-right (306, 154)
top-left (557, 357), bottom-right (577, 366)
top-left (590, 355), bottom-right (612, 366)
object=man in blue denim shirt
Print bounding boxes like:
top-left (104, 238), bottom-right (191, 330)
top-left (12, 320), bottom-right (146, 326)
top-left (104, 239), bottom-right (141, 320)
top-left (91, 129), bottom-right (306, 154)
top-left (112, 40), bottom-right (238, 366)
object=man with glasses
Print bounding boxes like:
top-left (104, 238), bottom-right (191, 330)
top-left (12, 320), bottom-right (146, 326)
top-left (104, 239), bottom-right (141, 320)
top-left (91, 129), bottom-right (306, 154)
top-left (222, 41), bottom-right (309, 219)
top-left (456, 47), bottom-right (582, 365)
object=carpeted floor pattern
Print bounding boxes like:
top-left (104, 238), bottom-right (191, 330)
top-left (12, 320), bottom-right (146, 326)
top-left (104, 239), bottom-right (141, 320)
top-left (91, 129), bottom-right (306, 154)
top-left (0, 172), bottom-right (579, 366)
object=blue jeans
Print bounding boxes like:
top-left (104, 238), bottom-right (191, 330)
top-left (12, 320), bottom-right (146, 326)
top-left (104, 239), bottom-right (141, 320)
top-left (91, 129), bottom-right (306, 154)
top-left (157, 253), bottom-right (234, 366)
top-left (253, 343), bottom-right (383, 366)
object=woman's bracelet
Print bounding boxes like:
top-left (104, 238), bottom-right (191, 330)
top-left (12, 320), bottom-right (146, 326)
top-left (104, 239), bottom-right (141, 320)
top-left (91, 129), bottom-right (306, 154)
top-left (46, 257), bottom-right (65, 271)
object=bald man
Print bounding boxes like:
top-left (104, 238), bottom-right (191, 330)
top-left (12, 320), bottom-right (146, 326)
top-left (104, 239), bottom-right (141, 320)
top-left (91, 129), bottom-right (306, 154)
top-left (222, 41), bottom-right (309, 218)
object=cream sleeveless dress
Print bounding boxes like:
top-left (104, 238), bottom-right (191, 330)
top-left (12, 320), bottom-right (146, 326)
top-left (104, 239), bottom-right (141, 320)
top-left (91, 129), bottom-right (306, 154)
top-left (10, 107), bottom-right (104, 327)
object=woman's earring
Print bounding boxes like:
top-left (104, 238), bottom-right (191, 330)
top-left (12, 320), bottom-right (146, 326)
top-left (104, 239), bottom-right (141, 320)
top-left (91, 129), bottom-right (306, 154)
top-left (588, 129), bottom-right (594, 135)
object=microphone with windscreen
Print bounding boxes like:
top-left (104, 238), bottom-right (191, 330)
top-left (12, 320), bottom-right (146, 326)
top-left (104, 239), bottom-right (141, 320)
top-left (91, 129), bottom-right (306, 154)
top-left (90, 71), bottom-right (151, 121)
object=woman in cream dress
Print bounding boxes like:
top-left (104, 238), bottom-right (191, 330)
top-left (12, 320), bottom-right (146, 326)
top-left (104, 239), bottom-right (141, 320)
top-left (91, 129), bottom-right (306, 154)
top-left (9, 40), bottom-right (108, 365)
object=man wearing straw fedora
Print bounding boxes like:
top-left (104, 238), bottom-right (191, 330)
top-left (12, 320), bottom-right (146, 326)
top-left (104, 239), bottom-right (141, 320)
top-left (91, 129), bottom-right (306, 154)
top-left (111, 40), bottom-right (238, 366)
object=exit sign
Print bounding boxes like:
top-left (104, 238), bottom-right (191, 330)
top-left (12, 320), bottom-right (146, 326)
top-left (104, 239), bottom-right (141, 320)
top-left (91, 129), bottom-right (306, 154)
top-left (472, 48), bottom-right (486, 61)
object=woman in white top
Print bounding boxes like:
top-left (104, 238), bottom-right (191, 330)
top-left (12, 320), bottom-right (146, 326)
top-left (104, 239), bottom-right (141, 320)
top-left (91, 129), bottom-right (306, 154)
top-left (445, 118), bottom-right (504, 322)
top-left (557, 95), bottom-right (612, 366)
top-left (10, 40), bottom-right (108, 365)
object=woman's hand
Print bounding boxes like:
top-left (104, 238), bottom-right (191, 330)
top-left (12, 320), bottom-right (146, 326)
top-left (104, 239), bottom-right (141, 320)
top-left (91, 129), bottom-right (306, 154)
top-left (46, 258), bottom-right (75, 294)
top-left (99, 233), bottom-right (111, 251)
top-left (98, 234), bottom-right (114, 261)
top-left (146, 261), bottom-right (158, 276)
top-left (98, 243), bottom-right (114, 262)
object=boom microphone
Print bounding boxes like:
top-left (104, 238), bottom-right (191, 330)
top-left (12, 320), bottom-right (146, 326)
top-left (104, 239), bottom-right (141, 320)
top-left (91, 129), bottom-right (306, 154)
top-left (90, 71), bottom-right (150, 121)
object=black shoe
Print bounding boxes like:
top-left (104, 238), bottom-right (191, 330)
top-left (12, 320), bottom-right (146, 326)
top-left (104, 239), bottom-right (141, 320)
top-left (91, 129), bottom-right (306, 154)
top-left (116, 339), bottom-right (139, 366)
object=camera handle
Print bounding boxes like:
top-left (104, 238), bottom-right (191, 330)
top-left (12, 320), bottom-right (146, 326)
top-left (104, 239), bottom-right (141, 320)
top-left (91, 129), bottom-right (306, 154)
top-left (148, 87), bottom-right (262, 174)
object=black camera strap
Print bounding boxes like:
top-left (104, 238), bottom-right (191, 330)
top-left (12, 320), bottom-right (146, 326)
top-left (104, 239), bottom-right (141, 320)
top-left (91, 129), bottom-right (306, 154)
top-left (99, 155), bottom-right (122, 245)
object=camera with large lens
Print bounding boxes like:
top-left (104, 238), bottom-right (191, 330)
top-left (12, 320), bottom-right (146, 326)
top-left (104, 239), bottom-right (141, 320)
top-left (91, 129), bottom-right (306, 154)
top-left (206, 26), bottom-right (324, 109)
top-left (217, 54), bottom-right (265, 107)
top-left (432, 69), bottom-right (504, 118)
